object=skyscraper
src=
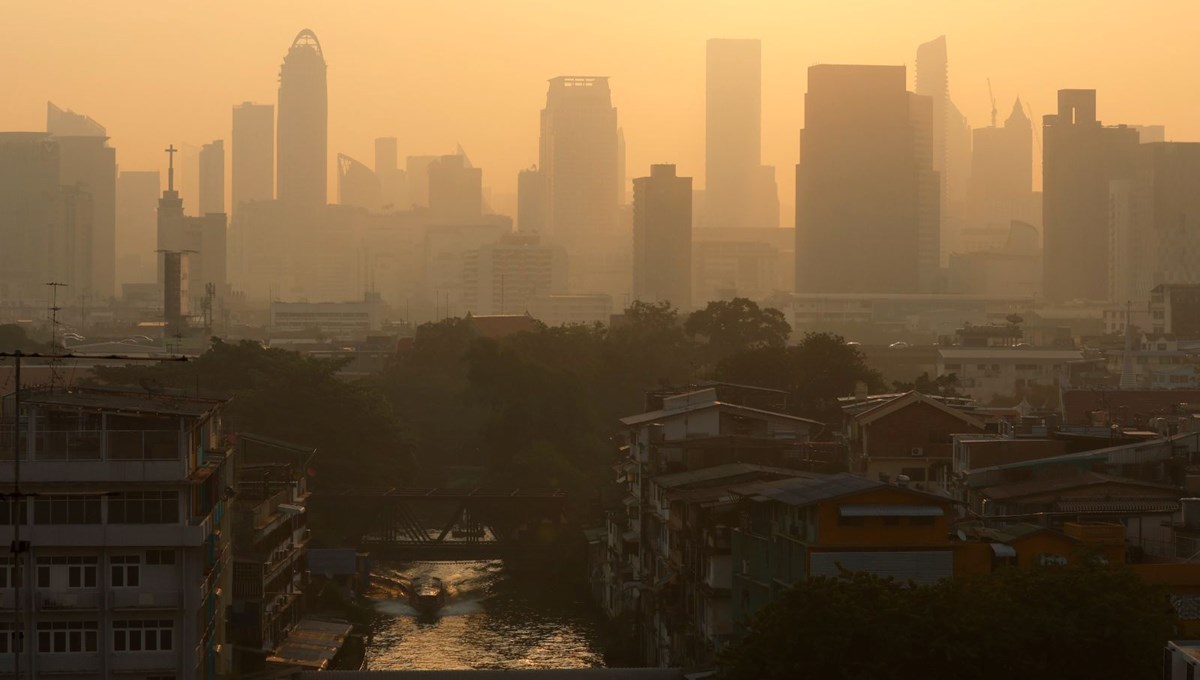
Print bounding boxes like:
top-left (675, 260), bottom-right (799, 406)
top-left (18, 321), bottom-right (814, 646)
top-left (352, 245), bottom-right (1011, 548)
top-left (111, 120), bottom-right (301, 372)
top-left (705, 39), bottom-right (765, 229)
top-left (796, 65), bottom-right (938, 294)
top-left (517, 167), bottom-right (545, 233)
top-left (337, 153), bottom-right (381, 211)
top-left (158, 146), bottom-right (227, 308)
top-left (0, 133), bottom-right (62, 303)
top-left (48, 102), bottom-right (117, 300)
top-left (116, 169), bottom-right (161, 285)
top-left (633, 164), bottom-right (692, 309)
top-left (539, 76), bottom-right (619, 242)
top-left (232, 102), bottom-right (274, 211)
top-left (429, 154), bottom-right (483, 224)
top-left (198, 139), bottom-right (225, 215)
top-left (277, 29), bottom-right (328, 209)
top-left (915, 36), bottom-right (972, 262)
top-left (970, 99), bottom-right (1035, 230)
top-left (1042, 89), bottom-right (1138, 303)
top-left (374, 136), bottom-right (406, 210)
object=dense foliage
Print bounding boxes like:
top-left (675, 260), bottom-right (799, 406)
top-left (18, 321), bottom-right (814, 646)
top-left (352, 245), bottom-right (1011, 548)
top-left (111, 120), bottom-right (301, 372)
top-left (86, 299), bottom-right (879, 503)
top-left (719, 566), bottom-right (1178, 680)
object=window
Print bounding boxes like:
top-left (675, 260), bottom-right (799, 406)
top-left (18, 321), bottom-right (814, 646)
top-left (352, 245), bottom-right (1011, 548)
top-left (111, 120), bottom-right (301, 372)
top-left (110, 555), bottom-right (140, 588)
top-left (32, 496), bottom-right (101, 525)
top-left (113, 620), bottom-right (174, 652)
top-left (145, 549), bottom-right (176, 566)
top-left (35, 557), bottom-right (98, 589)
top-left (37, 621), bottom-right (98, 653)
top-left (108, 492), bottom-right (178, 524)
top-left (0, 558), bottom-right (9, 589)
top-left (0, 623), bottom-right (22, 654)
top-left (0, 499), bottom-right (27, 526)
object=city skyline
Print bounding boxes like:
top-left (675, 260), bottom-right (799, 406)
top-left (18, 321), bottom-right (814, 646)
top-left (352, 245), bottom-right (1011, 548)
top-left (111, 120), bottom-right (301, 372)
top-left (2, 1), bottom-right (1196, 215)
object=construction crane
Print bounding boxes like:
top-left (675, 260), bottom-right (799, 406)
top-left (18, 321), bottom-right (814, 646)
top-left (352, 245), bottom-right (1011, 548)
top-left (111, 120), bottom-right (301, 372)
top-left (987, 78), bottom-right (997, 128)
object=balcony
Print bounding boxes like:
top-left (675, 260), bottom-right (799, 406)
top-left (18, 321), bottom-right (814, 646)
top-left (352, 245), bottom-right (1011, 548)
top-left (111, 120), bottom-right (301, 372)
top-left (35, 653), bottom-right (102, 674)
top-left (0, 522), bottom-right (211, 548)
top-left (36, 590), bottom-right (101, 611)
top-left (110, 651), bottom-right (177, 673)
top-left (110, 589), bottom-right (182, 610)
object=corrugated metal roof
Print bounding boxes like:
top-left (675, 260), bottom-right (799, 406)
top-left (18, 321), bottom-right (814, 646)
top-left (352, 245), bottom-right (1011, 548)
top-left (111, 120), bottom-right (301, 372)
top-left (751, 473), bottom-right (882, 507)
top-left (619, 400), bottom-right (823, 428)
top-left (303, 671), bottom-right (686, 679)
top-left (651, 463), bottom-right (801, 490)
top-left (838, 505), bottom-right (944, 517)
top-left (1056, 499), bottom-right (1181, 513)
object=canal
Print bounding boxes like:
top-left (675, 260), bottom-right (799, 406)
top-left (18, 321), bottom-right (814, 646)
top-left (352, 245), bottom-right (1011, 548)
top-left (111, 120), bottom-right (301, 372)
top-left (363, 560), bottom-right (608, 670)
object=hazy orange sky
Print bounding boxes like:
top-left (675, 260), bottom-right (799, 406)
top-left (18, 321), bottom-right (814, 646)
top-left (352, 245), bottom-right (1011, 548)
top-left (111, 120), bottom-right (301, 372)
top-left (3, 0), bottom-right (1197, 217)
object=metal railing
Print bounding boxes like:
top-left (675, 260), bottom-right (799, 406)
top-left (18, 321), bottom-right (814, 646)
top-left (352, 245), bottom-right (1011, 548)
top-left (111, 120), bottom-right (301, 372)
top-left (0, 428), bottom-right (182, 461)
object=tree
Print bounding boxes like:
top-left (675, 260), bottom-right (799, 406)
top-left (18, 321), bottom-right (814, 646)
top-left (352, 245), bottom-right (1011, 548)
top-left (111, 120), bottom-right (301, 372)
top-left (0, 324), bottom-right (49, 352)
top-left (685, 298), bottom-right (791, 365)
top-left (719, 565), bottom-right (1177, 680)
top-left (892, 371), bottom-right (962, 396)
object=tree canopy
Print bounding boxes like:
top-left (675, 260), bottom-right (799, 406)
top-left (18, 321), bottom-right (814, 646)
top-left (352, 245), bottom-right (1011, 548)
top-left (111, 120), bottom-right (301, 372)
top-left (684, 297), bottom-right (791, 365)
top-left (720, 565), bottom-right (1178, 680)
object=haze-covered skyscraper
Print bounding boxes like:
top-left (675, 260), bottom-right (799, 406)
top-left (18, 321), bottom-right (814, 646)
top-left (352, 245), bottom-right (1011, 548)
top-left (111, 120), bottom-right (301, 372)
top-left (915, 36), bottom-right (971, 262)
top-left (429, 154), bottom-right (483, 224)
top-left (277, 29), bottom-right (328, 209)
top-left (374, 136), bottom-right (406, 210)
top-left (0, 133), bottom-right (63, 303)
top-left (633, 164), bottom-right (692, 309)
top-left (337, 153), bottom-right (381, 211)
top-left (517, 167), bottom-right (545, 233)
top-left (198, 139), bottom-right (225, 215)
top-left (706, 39), bottom-right (768, 229)
top-left (116, 169), bottom-right (161, 285)
top-left (796, 65), bottom-right (938, 294)
top-left (539, 76), bottom-right (619, 242)
top-left (970, 99), bottom-right (1035, 230)
top-left (232, 102), bottom-right (274, 211)
top-left (48, 102), bottom-right (116, 300)
top-left (1042, 89), bottom-right (1138, 303)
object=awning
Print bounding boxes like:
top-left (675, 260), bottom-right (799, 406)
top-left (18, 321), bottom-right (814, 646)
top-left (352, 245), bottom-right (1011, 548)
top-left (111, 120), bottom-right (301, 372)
top-left (838, 505), bottom-right (944, 517)
top-left (989, 543), bottom-right (1017, 558)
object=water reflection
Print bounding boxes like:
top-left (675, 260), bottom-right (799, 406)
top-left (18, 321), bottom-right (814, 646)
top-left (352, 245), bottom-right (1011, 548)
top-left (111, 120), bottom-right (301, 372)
top-left (365, 560), bottom-right (605, 670)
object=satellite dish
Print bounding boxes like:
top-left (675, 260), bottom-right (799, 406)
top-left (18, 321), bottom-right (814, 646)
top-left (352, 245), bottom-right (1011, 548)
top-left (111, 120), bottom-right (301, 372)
top-left (956, 529), bottom-right (967, 542)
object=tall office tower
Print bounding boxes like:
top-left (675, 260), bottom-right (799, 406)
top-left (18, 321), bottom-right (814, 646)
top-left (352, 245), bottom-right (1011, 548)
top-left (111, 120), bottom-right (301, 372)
top-left (970, 99), bottom-right (1035, 231)
top-left (337, 153), bottom-right (381, 211)
top-left (633, 164), bottom-right (693, 309)
top-left (706, 38), bottom-right (768, 228)
top-left (116, 170), bottom-right (161, 285)
top-left (1042, 89), bottom-right (1138, 303)
top-left (374, 136), bottom-right (407, 210)
top-left (198, 140), bottom-right (225, 215)
top-left (796, 65), bottom-right (938, 294)
top-left (277, 29), bottom-right (328, 208)
top-left (429, 154), bottom-right (483, 224)
top-left (517, 167), bottom-right (545, 233)
top-left (1110, 142), bottom-right (1200, 305)
top-left (915, 36), bottom-right (971, 262)
top-left (539, 76), bottom-right (619, 242)
top-left (0, 133), bottom-right (60, 304)
top-left (48, 101), bottom-right (117, 300)
top-left (617, 127), bottom-right (627, 206)
top-left (405, 155), bottom-right (436, 208)
top-left (232, 102), bottom-right (274, 212)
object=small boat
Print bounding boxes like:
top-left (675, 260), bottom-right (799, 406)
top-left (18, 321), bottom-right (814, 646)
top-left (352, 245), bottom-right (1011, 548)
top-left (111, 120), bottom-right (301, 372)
top-left (408, 576), bottom-right (447, 615)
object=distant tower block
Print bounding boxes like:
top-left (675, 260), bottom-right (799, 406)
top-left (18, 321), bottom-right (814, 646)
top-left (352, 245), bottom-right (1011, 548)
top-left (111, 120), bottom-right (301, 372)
top-left (277, 29), bottom-right (328, 209)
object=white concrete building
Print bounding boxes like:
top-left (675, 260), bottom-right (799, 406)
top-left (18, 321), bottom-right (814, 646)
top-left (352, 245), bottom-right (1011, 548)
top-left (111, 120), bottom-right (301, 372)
top-left (0, 387), bottom-right (233, 680)
top-left (937, 347), bottom-right (1084, 402)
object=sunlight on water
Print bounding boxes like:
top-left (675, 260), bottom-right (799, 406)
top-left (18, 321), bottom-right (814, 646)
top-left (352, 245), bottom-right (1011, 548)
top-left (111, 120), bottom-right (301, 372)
top-left (363, 560), bottom-right (605, 670)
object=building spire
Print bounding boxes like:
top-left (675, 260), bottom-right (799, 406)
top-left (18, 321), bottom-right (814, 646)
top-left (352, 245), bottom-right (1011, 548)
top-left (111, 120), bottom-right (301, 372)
top-left (165, 144), bottom-right (177, 192)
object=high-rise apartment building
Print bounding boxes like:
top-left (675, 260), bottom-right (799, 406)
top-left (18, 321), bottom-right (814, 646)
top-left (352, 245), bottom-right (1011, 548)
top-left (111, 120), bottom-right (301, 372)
top-left (277, 29), bottom-right (327, 209)
top-left (705, 39), bottom-right (777, 229)
top-left (48, 102), bottom-right (117, 301)
top-left (1043, 89), bottom-right (1138, 303)
top-left (462, 232), bottom-right (567, 315)
top-left (539, 76), bottom-right (619, 242)
top-left (232, 102), bottom-right (274, 212)
top-left (633, 164), bottom-right (693, 309)
top-left (116, 170), bottom-right (161, 285)
top-left (0, 133), bottom-right (63, 305)
top-left (0, 387), bottom-right (234, 679)
top-left (796, 65), bottom-right (939, 294)
top-left (198, 140), bottom-right (225, 215)
top-left (429, 154), bottom-right (483, 224)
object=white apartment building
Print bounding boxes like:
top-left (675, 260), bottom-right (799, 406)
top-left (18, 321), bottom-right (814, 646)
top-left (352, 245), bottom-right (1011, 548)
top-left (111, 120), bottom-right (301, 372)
top-left (0, 387), bottom-right (233, 680)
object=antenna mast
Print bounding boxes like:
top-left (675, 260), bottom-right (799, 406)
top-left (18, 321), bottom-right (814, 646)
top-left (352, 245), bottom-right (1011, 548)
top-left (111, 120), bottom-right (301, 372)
top-left (987, 78), bottom-right (997, 127)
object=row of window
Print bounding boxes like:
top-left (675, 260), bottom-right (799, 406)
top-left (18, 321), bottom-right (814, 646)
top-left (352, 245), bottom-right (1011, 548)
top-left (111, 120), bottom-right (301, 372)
top-left (0, 620), bottom-right (174, 654)
top-left (0, 551), bottom-right (175, 590)
top-left (0, 492), bottom-right (180, 526)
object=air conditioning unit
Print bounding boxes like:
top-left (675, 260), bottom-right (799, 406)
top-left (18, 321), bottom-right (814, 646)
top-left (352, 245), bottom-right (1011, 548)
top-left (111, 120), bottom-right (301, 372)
top-left (911, 447), bottom-right (925, 457)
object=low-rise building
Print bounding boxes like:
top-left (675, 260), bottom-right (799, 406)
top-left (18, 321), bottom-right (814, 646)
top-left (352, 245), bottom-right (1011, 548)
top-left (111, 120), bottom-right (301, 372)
top-left (526, 293), bottom-right (612, 327)
top-left (937, 347), bottom-right (1084, 403)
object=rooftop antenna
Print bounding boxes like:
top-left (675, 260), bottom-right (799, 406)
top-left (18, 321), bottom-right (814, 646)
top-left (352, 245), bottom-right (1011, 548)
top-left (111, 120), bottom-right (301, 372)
top-left (987, 78), bottom-right (997, 127)
top-left (46, 282), bottom-right (68, 389)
